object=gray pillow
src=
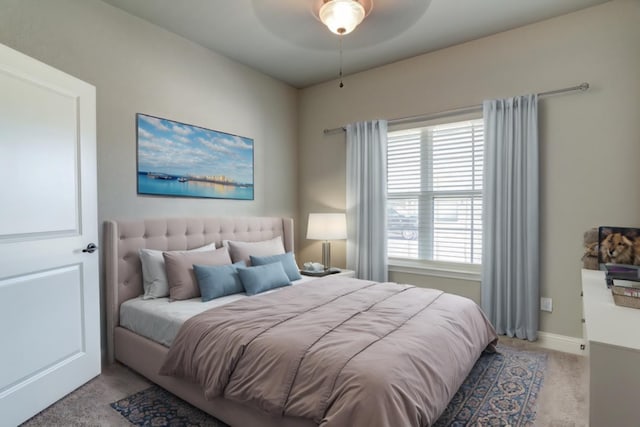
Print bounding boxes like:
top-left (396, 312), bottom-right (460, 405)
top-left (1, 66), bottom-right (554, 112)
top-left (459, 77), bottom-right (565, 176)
top-left (225, 236), bottom-right (285, 266)
top-left (163, 247), bottom-right (232, 301)
top-left (139, 242), bottom-right (217, 299)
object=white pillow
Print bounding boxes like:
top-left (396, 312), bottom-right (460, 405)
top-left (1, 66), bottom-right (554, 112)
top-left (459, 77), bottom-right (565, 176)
top-left (139, 242), bottom-right (217, 299)
top-left (224, 236), bottom-right (285, 266)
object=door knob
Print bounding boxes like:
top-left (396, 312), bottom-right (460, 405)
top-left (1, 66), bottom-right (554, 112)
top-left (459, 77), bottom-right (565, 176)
top-left (82, 243), bottom-right (98, 253)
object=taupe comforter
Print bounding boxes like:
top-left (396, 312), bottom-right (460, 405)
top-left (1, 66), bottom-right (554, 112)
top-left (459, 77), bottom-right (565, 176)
top-left (160, 277), bottom-right (497, 427)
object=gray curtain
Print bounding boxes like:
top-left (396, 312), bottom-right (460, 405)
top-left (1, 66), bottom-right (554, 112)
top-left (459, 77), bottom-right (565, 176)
top-left (346, 120), bottom-right (388, 282)
top-left (481, 94), bottom-right (539, 341)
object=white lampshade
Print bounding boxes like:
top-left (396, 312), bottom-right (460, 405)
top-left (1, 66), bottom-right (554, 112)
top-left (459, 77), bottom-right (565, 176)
top-left (307, 213), bottom-right (347, 240)
top-left (319, 0), bottom-right (366, 35)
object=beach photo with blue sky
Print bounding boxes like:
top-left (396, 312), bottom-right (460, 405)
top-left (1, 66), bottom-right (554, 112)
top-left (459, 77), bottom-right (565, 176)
top-left (136, 113), bottom-right (254, 200)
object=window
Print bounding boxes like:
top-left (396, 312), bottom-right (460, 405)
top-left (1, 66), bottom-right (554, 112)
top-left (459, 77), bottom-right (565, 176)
top-left (387, 119), bottom-right (483, 265)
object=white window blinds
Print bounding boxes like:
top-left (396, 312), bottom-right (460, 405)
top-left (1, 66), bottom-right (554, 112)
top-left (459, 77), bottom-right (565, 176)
top-left (387, 119), bottom-right (484, 264)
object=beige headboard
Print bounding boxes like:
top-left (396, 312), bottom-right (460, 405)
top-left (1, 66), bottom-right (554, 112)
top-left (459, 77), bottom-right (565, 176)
top-left (103, 216), bottom-right (294, 362)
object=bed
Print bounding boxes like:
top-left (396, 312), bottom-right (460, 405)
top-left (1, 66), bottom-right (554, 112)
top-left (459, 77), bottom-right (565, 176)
top-left (105, 216), bottom-right (497, 427)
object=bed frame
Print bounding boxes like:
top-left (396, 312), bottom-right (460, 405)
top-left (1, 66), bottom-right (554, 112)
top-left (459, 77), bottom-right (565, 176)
top-left (104, 216), bottom-right (315, 427)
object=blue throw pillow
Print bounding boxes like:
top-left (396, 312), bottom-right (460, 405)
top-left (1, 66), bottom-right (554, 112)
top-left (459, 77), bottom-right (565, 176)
top-left (250, 252), bottom-right (302, 281)
top-left (237, 262), bottom-right (291, 296)
top-left (193, 261), bottom-right (245, 302)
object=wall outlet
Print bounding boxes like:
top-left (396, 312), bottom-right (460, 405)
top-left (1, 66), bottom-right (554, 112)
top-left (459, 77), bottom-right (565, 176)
top-left (540, 297), bottom-right (553, 312)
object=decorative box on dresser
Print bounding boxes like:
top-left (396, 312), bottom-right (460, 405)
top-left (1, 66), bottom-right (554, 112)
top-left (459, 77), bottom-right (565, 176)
top-left (581, 269), bottom-right (640, 427)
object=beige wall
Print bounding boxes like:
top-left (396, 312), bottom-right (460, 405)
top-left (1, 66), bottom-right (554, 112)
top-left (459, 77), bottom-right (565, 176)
top-left (298, 0), bottom-right (640, 338)
top-left (0, 0), bottom-right (299, 229)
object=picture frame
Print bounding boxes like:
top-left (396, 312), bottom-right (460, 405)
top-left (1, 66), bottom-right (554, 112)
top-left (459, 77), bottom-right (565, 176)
top-left (598, 226), bottom-right (640, 266)
top-left (598, 226), bottom-right (640, 284)
top-left (136, 113), bottom-right (254, 200)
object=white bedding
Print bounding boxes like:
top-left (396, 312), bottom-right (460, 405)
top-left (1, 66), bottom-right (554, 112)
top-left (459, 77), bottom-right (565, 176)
top-left (120, 276), bottom-right (316, 346)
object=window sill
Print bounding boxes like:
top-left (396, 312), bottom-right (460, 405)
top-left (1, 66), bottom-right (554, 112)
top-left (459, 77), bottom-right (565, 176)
top-left (388, 258), bottom-right (481, 282)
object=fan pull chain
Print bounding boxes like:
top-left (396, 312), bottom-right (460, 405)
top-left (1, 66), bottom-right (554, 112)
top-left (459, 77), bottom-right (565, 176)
top-left (339, 34), bottom-right (344, 88)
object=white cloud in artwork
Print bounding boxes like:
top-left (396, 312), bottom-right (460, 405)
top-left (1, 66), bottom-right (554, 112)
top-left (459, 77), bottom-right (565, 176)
top-left (139, 115), bottom-right (170, 132)
top-left (172, 124), bottom-right (193, 136)
top-left (219, 135), bottom-right (253, 150)
top-left (198, 137), bottom-right (233, 155)
top-left (138, 128), bottom-right (153, 139)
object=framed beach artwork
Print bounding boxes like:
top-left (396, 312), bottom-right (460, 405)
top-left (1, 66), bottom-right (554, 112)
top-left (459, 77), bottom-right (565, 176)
top-left (136, 113), bottom-right (254, 200)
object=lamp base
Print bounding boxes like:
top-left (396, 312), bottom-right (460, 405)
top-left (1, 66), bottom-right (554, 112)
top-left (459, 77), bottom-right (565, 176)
top-left (322, 241), bottom-right (331, 270)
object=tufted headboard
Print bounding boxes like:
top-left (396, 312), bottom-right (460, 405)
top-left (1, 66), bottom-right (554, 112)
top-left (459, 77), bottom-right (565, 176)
top-left (103, 216), bottom-right (294, 362)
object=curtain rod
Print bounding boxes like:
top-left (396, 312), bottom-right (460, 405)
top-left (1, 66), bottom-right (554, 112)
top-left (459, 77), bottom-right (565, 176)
top-left (323, 82), bottom-right (590, 135)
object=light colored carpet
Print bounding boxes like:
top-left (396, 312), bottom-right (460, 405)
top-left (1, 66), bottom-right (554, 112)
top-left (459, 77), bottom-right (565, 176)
top-left (20, 337), bottom-right (588, 427)
top-left (21, 364), bottom-right (152, 427)
top-left (500, 337), bottom-right (589, 427)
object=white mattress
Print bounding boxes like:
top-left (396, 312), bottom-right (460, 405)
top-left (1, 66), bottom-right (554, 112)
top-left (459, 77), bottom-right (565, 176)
top-left (120, 276), bottom-right (317, 347)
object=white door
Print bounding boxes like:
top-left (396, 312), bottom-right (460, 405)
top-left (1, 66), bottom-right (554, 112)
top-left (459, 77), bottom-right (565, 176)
top-left (0, 43), bottom-right (99, 426)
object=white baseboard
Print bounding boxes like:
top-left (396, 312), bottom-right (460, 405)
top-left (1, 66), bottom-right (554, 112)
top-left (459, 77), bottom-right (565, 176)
top-left (536, 331), bottom-right (587, 355)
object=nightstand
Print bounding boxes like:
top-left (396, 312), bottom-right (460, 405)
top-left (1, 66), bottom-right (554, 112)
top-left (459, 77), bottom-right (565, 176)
top-left (300, 269), bottom-right (356, 278)
top-left (333, 269), bottom-right (355, 278)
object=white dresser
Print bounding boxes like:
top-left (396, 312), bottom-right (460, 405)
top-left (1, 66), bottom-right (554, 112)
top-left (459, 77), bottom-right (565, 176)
top-left (581, 269), bottom-right (640, 427)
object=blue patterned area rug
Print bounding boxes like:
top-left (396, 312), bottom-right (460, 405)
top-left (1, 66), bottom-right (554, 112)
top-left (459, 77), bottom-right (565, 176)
top-left (434, 345), bottom-right (547, 426)
top-left (111, 344), bottom-right (546, 427)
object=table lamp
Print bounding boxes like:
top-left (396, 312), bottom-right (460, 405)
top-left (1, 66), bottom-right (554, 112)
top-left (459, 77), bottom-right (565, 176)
top-left (306, 213), bottom-right (347, 271)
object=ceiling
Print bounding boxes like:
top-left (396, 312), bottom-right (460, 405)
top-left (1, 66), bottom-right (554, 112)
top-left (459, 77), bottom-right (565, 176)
top-left (101, 0), bottom-right (609, 88)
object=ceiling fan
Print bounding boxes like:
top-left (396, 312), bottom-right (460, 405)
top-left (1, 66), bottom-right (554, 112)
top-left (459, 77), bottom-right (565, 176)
top-left (251, 0), bottom-right (431, 50)
top-left (253, 0), bottom-right (431, 87)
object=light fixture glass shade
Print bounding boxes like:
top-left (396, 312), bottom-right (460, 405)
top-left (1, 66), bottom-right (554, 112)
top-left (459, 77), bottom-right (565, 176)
top-left (307, 213), bottom-right (347, 240)
top-left (319, 0), bottom-right (366, 35)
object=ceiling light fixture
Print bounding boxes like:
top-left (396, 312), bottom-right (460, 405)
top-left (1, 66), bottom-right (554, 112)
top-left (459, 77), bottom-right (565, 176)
top-left (316, 0), bottom-right (371, 88)
top-left (319, 0), bottom-right (366, 36)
